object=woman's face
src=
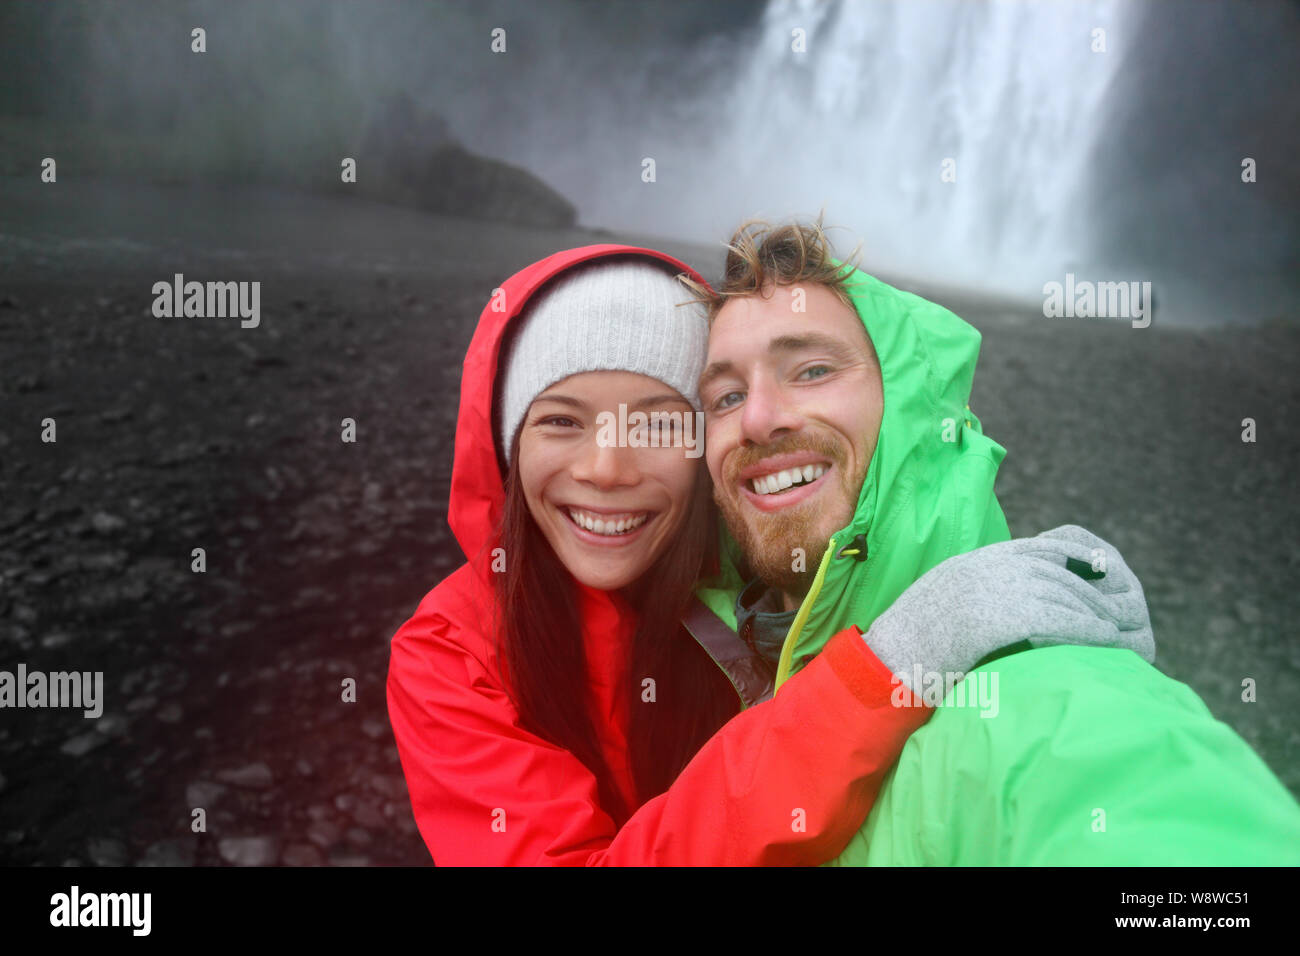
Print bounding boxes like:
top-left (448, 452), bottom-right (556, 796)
top-left (517, 370), bottom-right (699, 591)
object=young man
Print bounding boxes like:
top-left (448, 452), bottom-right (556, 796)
top-left (686, 218), bottom-right (1300, 865)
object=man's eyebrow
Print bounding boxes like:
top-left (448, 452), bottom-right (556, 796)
top-left (768, 332), bottom-right (860, 362)
top-left (699, 333), bottom-right (861, 391)
top-left (698, 360), bottom-right (735, 392)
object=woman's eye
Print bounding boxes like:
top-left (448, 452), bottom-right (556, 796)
top-left (536, 415), bottom-right (579, 428)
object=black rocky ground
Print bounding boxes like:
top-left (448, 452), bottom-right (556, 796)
top-left (0, 178), bottom-right (1296, 865)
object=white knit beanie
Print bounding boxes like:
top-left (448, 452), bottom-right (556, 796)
top-left (497, 259), bottom-right (709, 466)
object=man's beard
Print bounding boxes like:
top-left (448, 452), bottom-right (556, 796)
top-left (713, 431), bottom-right (865, 606)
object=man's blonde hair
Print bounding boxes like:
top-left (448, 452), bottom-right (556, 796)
top-left (681, 214), bottom-right (864, 322)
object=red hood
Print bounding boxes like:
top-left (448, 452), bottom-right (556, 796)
top-left (448, 244), bottom-right (711, 570)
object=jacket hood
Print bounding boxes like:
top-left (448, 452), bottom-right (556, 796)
top-left (696, 266), bottom-right (1011, 690)
top-left (448, 244), bottom-right (712, 573)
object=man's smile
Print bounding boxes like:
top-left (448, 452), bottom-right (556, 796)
top-left (734, 452), bottom-right (834, 513)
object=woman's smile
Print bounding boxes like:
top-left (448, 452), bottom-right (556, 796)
top-left (562, 505), bottom-right (655, 540)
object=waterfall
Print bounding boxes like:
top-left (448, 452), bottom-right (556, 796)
top-left (704, 0), bottom-right (1131, 299)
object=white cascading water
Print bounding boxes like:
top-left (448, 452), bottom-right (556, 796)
top-left (701, 0), bottom-right (1132, 299)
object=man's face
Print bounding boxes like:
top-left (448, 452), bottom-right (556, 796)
top-left (700, 283), bottom-right (884, 608)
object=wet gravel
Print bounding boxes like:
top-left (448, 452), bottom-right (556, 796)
top-left (1, 179), bottom-right (1296, 866)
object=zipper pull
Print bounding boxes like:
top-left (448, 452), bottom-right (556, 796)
top-left (836, 533), bottom-right (869, 561)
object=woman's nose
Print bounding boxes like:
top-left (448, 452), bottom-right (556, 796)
top-left (572, 435), bottom-right (642, 489)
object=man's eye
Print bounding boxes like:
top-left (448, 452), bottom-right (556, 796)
top-left (799, 365), bottom-right (832, 380)
top-left (711, 391), bottom-right (744, 411)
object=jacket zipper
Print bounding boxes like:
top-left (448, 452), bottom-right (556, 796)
top-left (772, 535), bottom-right (837, 693)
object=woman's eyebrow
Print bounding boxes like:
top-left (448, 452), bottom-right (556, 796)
top-left (630, 394), bottom-right (690, 410)
top-left (532, 394), bottom-right (586, 409)
top-left (534, 394), bottom-right (687, 411)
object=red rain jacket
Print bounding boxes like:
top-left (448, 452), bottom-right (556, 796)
top-left (386, 244), bottom-right (932, 865)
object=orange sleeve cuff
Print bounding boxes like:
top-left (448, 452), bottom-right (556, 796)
top-left (822, 625), bottom-right (931, 712)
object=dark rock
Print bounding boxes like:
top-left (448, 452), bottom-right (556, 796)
top-left (352, 801), bottom-right (386, 829)
top-left (138, 839), bottom-right (196, 867)
top-left (90, 511), bottom-right (126, 534)
top-left (40, 631), bottom-right (74, 650)
top-left (158, 442), bottom-right (204, 467)
top-left (185, 781), bottom-right (228, 808)
top-left (95, 714), bottom-right (131, 738)
top-left (1207, 616), bottom-right (1236, 640)
top-left (61, 732), bottom-right (106, 757)
top-left (356, 96), bottom-right (574, 228)
top-left (306, 820), bottom-right (341, 849)
top-left (327, 848), bottom-right (370, 867)
top-left (218, 836), bottom-right (279, 867)
top-left (282, 844), bottom-right (324, 867)
top-left (368, 775), bottom-right (405, 800)
top-left (86, 837), bottom-right (129, 867)
top-left (216, 763), bottom-right (274, 789)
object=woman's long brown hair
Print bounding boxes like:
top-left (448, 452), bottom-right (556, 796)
top-left (491, 431), bottom-right (740, 824)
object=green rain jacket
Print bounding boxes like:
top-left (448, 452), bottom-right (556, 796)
top-left (694, 267), bottom-right (1300, 865)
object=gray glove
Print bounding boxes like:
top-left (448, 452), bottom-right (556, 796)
top-left (865, 524), bottom-right (1155, 693)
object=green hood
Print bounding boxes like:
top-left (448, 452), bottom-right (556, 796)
top-left (696, 265), bottom-right (1010, 687)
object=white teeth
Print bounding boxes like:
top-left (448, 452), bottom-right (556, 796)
top-left (750, 464), bottom-right (829, 496)
top-left (566, 508), bottom-right (648, 536)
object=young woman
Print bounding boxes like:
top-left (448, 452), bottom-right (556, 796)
top-left (385, 244), bottom-right (1145, 865)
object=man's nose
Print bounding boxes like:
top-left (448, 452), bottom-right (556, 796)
top-left (572, 435), bottom-right (642, 489)
top-left (739, 376), bottom-right (803, 447)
